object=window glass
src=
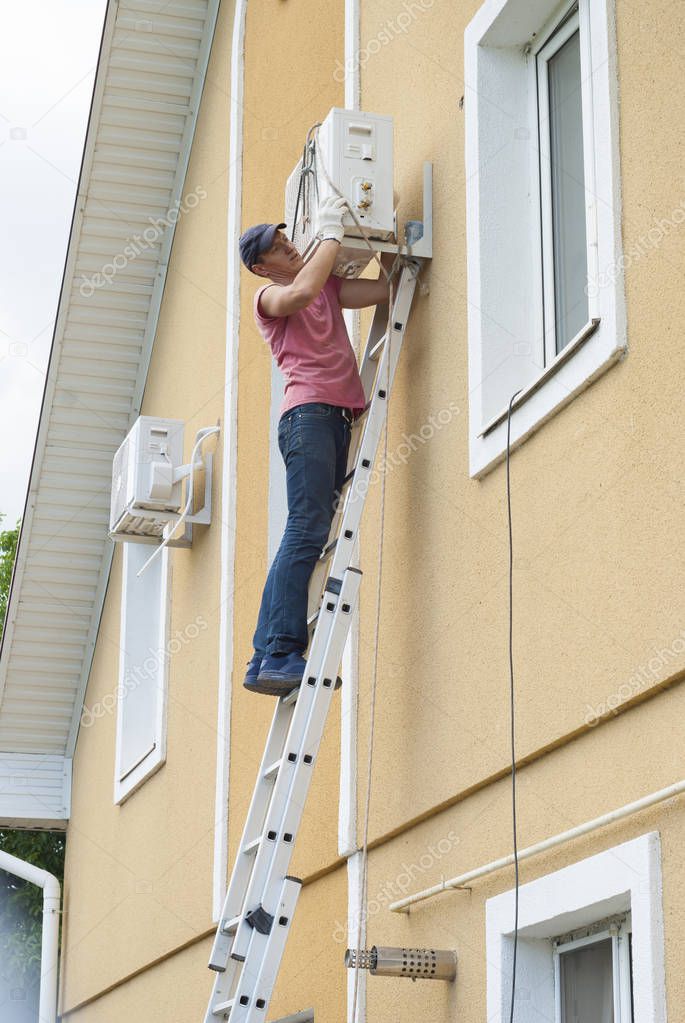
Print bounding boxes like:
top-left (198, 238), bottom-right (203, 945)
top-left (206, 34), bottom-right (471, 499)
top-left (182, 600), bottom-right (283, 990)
top-left (560, 937), bottom-right (614, 1023)
top-left (547, 27), bottom-right (589, 353)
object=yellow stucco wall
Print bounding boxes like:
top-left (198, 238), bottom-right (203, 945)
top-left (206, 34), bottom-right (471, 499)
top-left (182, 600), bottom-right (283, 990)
top-left (228, 0), bottom-right (346, 881)
top-left (60, 0), bottom-right (685, 1019)
top-left (59, 0), bottom-right (233, 1012)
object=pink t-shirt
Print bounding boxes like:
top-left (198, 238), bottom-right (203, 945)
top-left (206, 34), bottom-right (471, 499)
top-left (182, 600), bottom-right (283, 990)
top-left (253, 274), bottom-right (367, 420)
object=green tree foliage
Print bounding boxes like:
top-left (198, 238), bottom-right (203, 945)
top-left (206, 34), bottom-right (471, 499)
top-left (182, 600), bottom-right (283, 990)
top-left (0, 514), bottom-right (20, 643)
top-left (0, 513), bottom-right (66, 992)
top-left (0, 829), bottom-right (66, 988)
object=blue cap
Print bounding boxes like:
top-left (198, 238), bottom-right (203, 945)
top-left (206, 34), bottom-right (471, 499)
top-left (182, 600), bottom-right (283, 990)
top-left (239, 222), bottom-right (288, 273)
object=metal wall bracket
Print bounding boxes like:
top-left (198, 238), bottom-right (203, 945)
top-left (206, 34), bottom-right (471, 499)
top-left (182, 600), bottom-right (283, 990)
top-left (340, 161), bottom-right (433, 260)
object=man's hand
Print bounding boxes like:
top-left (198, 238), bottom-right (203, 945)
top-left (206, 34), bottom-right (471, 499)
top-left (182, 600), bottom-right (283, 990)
top-left (315, 195), bottom-right (347, 243)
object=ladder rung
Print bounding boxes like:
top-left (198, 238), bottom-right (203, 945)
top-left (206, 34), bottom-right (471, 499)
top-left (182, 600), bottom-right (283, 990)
top-left (352, 402), bottom-right (371, 426)
top-left (211, 997), bottom-right (234, 1016)
top-left (307, 606), bottom-right (320, 628)
top-left (368, 333), bottom-right (387, 361)
top-left (318, 537), bottom-right (337, 563)
top-left (242, 836), bottom-right (261, 856)
top-left (221, 915), bottom-right (240, 935)
top-left (262, 758), bottom-right (281, 780)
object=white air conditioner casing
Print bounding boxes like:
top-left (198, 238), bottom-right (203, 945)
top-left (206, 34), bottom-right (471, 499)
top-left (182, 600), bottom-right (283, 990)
top-left (110, 417), bottom-right (184, 539)
top-left (285, 108), bottom-right (395, 278)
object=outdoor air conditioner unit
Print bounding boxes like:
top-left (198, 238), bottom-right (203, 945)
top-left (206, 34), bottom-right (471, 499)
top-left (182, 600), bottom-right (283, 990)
top-left (284, 108), bottom-right (395, 278)
top-left (110, 417), bottom-right (185, 540)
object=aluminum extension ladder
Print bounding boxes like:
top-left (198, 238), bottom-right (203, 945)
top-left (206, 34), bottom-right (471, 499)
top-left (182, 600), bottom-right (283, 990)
top-left (204, 257), bottom-right (423, 1023)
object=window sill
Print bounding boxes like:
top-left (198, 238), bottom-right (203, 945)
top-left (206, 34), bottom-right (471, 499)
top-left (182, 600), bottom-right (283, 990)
top-left (114, 748), bottom-right (166, 805)
top-left (478, 317), bottom-right (601, 439)
top-left (469, 319), bottom-right (627, 480)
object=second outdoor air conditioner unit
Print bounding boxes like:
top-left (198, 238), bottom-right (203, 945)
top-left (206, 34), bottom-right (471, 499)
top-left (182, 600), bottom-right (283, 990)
top-left (110, 417), bottom-right (185, 539)
top-left (284, 108), bottom-right (395, 278)
top-left (109, 415), bottom-right (218, 557)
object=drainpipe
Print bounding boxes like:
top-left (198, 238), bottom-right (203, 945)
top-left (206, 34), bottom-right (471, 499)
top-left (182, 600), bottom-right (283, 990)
top-left (339, 0), bottom-right (362, 862)
top-left (0, 849), bottom-right (61, 1023)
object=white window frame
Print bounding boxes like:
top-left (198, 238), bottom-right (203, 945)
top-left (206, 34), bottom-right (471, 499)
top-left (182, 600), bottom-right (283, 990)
top-left (485, 832), bottom-right (666, 1022)
top-left (553, 912), bottom-right (633, 1022)
top-left (464, 0), bottom-right (627, 477)
top-left (534, 6), bottom-right (590, 364)
top-left (114, 542), bottom-right (171, 804)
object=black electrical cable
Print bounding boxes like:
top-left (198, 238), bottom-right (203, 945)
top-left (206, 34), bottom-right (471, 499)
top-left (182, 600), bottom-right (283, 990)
top-left (506, 388), bottom-right (522, 1023)
top-left (290, 136), bottom-right (319, 246)
top-left (290, 142), bottom-right (309, 245)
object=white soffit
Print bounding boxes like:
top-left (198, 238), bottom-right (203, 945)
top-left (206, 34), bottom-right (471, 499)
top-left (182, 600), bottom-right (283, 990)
top-left (0, 0), bottom-right (221, 791)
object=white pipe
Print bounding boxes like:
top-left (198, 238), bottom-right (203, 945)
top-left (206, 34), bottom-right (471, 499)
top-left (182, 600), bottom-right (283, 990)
top-left (0, 849), bottom-right (61, 1022)
top-left (389, 778), bottom-right (685, 913)
top-left (347, 851), bottom-right (367, 1023)
top-left (341, 7), bottom-right (364, 1023)
top-left (341, 7), bottom-right (368, 1023)
top-left (213, 0), bottom-right (247, 923)
top-left (136, 425), bottom-right (220, 578)
top-left (338, 0), bottom-right (362, 863)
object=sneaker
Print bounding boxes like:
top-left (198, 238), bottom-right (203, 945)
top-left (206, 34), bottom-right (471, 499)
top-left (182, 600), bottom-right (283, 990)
top-left (253, 651), bottom-right (307, 695)
top-left (243, 652), bottom-right (265, 686)
top-left (254, 651), bottom-right (342, 696)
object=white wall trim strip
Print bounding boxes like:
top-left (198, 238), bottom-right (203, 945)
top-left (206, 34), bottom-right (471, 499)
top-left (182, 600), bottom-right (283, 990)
top-left (347, 851), bottom-right (367, 1023)
top-left (342, 9), bottom-right (365, 1023)
top-left (213, 0), bottom-right (249, 924)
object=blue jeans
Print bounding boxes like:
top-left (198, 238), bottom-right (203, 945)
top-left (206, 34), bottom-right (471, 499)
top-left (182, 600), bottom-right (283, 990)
top-left (252, 402), bottom-right (352, 657)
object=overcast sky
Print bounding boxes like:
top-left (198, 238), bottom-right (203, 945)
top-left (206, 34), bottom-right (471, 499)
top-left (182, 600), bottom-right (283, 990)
top-left (0, 0), bottom-right (107, 530)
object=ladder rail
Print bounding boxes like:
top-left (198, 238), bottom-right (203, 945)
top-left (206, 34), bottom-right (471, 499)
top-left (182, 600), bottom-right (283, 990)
top-left (255, 570), bottom-right (362, 925)
top-left (208, 698), bottom-right (297, 970)
top-left (229, 567), bottom-right (360, 963)
top-left (306, 263), bottom-right (420, 628)
top-left (205, 878), bottom-right (301, 1023)
top-left (205, 259), bottom-right (423, 1022)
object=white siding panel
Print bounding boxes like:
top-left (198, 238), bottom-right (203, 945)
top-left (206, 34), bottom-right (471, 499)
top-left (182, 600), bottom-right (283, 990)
top-left (0, 754), bottom-right (70, 828)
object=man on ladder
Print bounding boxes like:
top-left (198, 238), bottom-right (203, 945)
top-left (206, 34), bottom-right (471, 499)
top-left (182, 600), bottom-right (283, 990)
top-left (238, 196), bottom-right (391, 696)
top-left (205, 174), bottom-right (428, 1022)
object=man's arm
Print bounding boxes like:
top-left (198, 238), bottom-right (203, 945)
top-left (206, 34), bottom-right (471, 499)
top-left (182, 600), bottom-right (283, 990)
top-left (260, 196), bottom-right (347, 318)
top-left (259, 239), bottom-right (341, 318)
top-left (338, 252), bottom-right (395, 309)
top-left (338, 276), bottom-right (390, 309)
